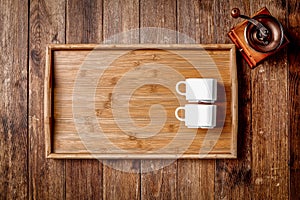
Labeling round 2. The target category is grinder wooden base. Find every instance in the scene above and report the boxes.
[228,7,289,68]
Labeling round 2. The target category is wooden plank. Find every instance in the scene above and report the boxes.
[103,160,140,200]
[177,0,214,44]
[102,0,141,199]
[65,160,102,200]
[250,2,289,199]
[103,0,139,44]
[140,0,178,199]
[178,160,215,199]
[177,1,215,199]
[65,0,103,199]
[214,1,253,199]
[0,0,28,199]
[140,0,176,43]
[66,0,102,44]
[29,0,65,199]
[288,0,300,199]
[141,160,177,199]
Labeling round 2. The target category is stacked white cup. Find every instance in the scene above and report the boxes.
[175,78,217,129]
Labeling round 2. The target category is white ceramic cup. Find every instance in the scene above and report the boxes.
[175,104,217,129]
[175,78,217,103]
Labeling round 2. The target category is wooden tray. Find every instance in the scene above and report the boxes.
[45,44,238,159]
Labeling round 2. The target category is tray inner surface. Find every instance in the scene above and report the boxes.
[46,44,237,159]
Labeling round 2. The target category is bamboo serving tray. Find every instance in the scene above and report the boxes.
[45,44,237,159]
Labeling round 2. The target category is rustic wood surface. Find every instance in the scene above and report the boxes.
[29,0,66,199]
[288,0,300,199]
[250,1,289,198]
[214,1,253,199]
[0,1,28,199]
[1,0,299,199]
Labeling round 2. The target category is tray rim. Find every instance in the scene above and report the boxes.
[44,44,238,159]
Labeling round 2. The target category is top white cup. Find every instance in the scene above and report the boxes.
[176,78,217,103]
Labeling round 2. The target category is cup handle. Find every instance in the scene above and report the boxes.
[175,107,185,121]
[176,81,186,96]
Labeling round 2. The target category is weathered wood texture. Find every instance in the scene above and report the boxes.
[0,0,28,199]
[65,1,103,199]
[250,1,289,199]
[215,1,253,199]
[29,0,66,199]
[1,0,298,199]
[66,0,103,44]
[103,160,141,200]
[288,0,300,199]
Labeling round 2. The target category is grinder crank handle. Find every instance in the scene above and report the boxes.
[231,8,269,40]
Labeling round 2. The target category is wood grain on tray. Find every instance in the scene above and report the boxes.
[45,44,237,159]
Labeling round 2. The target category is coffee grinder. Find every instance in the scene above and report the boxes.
[228,7,289,68]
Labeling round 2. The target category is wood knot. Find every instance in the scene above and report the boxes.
[111,77,118,85]
[31,49,41,64]
[95,109,102,117]
[152,54,160,60]
[133,61,140,66]
[169,124,177,132]
[51,33,60,44]
[128,135,137,140]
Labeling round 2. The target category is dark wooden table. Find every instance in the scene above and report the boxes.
[1,0,299,199]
